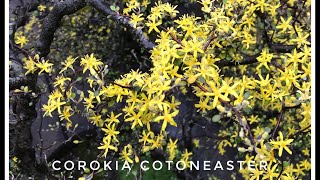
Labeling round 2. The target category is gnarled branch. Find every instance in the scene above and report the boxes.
[86,0,155,49]
[36,0,155,57]
[215,44,295,67]
[36,0,87,57]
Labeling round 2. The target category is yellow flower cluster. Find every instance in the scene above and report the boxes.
[20,0,311,179]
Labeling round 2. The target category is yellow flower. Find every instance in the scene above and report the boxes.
[270,131,294,157]
[23,56,38,75]
[59,106,73,129]
[247,115,259,124]
[102,123,120,142]
[60,56,77,73]
[154,106,178,131]
[12,156,18,162]
[54,75,71,89]
[98,136,118,157]
[262,162,279,179]
[139,130,154,146]
[195,96,211,113]
[125,109,144,129]
[276,16,293,33]
[167,138,178,160]
[146,16,162,34]
[120,144,134,164]
[84,91,100,112]
[204,81,230,109]
[301,148,309,156]
[42,103,55,117]
[38,4,46,11]
[105,112,122,125]
[291,32,310,48]
[192,139,200,148]
[15,35,28,48]
[36,59,54,74]
[80,54,103,75]
[198,0,213,13]
[59,106,73,122]
[130,13,144,28]
[299,159,311,171]
[180,149,192,168]
[162,3,179,17]
[89,114,103,126]
[255,0,269,13]
[256,48,273,70]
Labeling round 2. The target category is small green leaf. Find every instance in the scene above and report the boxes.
[283,161,289,168]
[243,106,251,114]
[70,92,76,99]
[264,127,271,133]
[110,5,116,11]
[179,80,187,86]
[84,168,90,173]
[173,59,182,66]
[75,76,82,82]
[198,76,206,84]
[211,114,221,122]
[108,100,115,107]
[94,90,100,96]
[226,55,232,61]
[110,5,119,12]
[132,85,141,92]
[235,136,241,144]
[244,91,250,99]
[206,49,215,54]
[219,52,226,59]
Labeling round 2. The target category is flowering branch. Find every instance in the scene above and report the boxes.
[36,0,87,57]
[87,0,155,49]
[36,0,155,57]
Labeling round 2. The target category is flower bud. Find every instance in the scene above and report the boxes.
[238,147,246,152]
[217,104,225,113]
[174,78,181,85]
[262,132,269,140]
[187,75,197,84]
[135,155,139,163]
[239,128,244,138]
[244,138,251,146]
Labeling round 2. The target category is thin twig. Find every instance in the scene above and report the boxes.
[160,26,184,47]
[112,82,133,89]
[288,125,311,139]
[203,29,216,52]
[271,102,285,139]
[11,43,31,56]
[192,81,256,147]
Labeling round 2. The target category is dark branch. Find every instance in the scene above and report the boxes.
[215,44,295,67]
[215,53,260,67]
[36,0,87,57]
[86,0,155,49]
[271,102,285,139]
[36,0,155,57]
[269,44,295,53]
